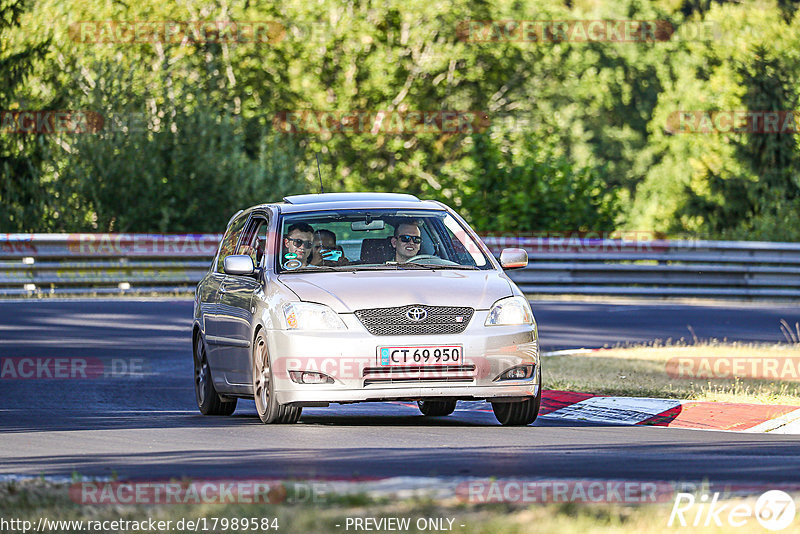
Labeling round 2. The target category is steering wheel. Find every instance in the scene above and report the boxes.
[405,254,438,263]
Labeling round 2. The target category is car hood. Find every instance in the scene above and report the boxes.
[278,270,513,312]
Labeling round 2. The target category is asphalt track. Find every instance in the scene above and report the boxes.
[1,299,800,484]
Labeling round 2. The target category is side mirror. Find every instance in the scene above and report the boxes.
[499,248,528,269]
[223,255,255,276]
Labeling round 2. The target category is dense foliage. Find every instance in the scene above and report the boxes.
[1,0,798,238]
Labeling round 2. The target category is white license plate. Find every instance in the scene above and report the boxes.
[377,345,462,366]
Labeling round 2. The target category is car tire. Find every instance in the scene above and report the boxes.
[418,400,457,416]
[194,333,237,416]
[252,330,302,424]
[490,369,542,426]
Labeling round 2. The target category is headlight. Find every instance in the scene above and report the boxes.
[484,296,534,326]
[281,302,347,331]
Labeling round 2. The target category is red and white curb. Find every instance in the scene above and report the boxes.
[538,391,800,434]
[537,348,800,433]
[400,392,800,433]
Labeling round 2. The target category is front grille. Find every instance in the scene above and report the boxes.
[363,377,474,386]
[354,305,474,336]
[363,365,475,375]
[362,364,476,386]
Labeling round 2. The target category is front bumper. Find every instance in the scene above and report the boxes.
[266,311,539,405]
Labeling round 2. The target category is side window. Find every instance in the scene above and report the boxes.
[256,223,269,264]
[236,216,269,266]
[215,215,248,273]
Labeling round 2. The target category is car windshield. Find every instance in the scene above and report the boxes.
[276,209,493,273]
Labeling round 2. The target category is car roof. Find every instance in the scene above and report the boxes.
[246,192,446,214]
[284,192,421,204]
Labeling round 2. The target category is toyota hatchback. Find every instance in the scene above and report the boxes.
[193,193,540,425]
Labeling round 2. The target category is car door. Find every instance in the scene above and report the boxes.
[216,214,269,386]
[205,212,249,380]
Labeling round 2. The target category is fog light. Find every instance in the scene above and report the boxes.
[288,371,334,384]
[506,367,528,379]
[302,372,329,384]
[494,364,535,382]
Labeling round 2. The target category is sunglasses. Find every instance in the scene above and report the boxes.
[397,234,422,244]
[287,238,313,248]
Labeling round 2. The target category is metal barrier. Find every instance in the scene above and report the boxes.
[1,233,799,298]
[482,237,800,298]
[0,234,218,296]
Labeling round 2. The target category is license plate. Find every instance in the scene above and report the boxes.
[377,345,462,366]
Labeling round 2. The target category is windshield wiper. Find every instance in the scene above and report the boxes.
[282,263,479,273]
[395,262,435,270]
[396,263,479,270]
[283,265,341,273]
[343,264,402,271]
[435,265,480,270]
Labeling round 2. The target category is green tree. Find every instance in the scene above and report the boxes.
[455,133,618,233]
[51,84,306,232]
[0,0,54,231]
[725,48,800,240]
[629,2,800,240]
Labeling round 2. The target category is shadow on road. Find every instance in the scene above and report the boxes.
[4,439,800,482]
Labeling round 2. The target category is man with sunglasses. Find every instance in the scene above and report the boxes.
[390,221,423,263]
[283,222,315,267]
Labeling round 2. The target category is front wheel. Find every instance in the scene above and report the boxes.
[194,333,237,415]
[491,369,542,426]
[418,399,457,416]
[252,330,302,424]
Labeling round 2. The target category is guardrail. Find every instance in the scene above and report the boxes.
[1,234,799,298]
[0,234,218,296]
[482,237,800,298]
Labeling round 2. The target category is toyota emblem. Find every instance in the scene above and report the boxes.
[405,307,428,322]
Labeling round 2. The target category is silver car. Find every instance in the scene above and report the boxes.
[192,193,540,425]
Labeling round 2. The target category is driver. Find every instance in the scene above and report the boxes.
[390,221,422,263]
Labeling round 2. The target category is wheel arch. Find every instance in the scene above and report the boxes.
[249,323,267,384]
[253,322,265,341]
[192,322,203,357]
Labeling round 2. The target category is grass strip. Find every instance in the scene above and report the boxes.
[545,342,800,404]
[0,479,786,534]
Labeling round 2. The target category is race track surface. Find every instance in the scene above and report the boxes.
[1,299,799,484]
